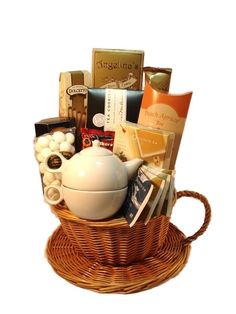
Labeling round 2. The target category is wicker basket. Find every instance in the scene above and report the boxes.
[50,190,210,265]
[47,190,211,293]
[50,193,177,266]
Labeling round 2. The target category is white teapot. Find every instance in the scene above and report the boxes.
[44,140,143,220]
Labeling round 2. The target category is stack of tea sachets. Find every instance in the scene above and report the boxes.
[123,165,175,227]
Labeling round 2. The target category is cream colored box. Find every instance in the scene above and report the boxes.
[113,122,175,169]
[59,71,91,128]
[92,48,144,90]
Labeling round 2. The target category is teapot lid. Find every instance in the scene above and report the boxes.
[80,140,113,157]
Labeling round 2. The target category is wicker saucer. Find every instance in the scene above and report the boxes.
[46,223,189,293]
[46,191,211,293]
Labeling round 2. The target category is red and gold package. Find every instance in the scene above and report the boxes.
[80,128,115,151]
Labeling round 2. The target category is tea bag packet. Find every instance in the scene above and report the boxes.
[138,84,192,169]
[143,67,172,92]
[122,168,154,227]
[155,174,171,217]
[141,164,175,217]
[34,117,76,193]
[160,174,175,217]
[140,166,166,224]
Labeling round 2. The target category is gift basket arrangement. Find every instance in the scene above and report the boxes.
[34,48,211,293]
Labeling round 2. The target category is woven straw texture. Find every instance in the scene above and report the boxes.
[50,193,178,266]
[46,190,211,293]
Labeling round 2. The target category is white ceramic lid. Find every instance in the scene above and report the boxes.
[80,140,113,157]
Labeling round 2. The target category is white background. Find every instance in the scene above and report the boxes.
[0,0,235,313]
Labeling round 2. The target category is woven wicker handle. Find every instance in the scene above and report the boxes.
[176,190,211,245]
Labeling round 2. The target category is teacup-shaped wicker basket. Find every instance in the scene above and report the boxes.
[47,190,211,293]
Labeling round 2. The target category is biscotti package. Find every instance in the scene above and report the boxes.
[138,84,192,169]
[92,48,144,90]
[113,122,175,169]
[143,67,172,92]
[59,71,92,129]
[86,88,143,131]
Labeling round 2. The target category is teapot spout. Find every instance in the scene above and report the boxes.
[124,158,143,180]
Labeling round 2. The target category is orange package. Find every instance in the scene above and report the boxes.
[138,83,192,169]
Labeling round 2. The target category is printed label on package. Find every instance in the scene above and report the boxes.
[92,113,105,128]
[104,89,127,131]
[66,85,88,96]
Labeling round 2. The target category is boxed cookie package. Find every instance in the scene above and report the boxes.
[86,88,143,131]
[92,48,144,90]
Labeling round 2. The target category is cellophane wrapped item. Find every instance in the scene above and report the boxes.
[34,117,76,193]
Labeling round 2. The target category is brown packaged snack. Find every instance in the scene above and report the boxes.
[143,67,172,92]
[92,48,144,90]
[59,71,92,129]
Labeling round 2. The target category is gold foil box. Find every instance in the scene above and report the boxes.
[92,48,144,90]
[143,67,172,92]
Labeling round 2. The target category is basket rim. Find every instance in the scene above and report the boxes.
[51,203,170,228]
[50,189,177,227]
